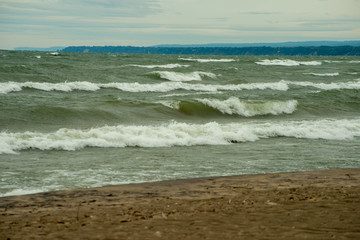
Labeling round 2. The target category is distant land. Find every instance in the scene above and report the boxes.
[14,46,65,51]
[14,41,360,55]
[62,46,360,56]
[152,41,360,48]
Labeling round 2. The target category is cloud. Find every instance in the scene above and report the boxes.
[0,0,359,49]
[0,0,161,18]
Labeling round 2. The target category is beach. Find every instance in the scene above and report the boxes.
[1,168,359,239]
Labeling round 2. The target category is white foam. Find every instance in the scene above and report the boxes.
[156,100,180,109]
[0,82,23,94]
[128,64,190,69]
[159,91,222,98]
[197,97,298,116]
[179,58,235,63]
[0,80,290,94]
[1,119,359,154]
[285,80,360,90]
[1,188,46,197]
[256,59,322,66]
[151,71,217,81]
[304,72,339,77]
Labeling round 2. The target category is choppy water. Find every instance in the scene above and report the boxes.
[1,50,359,196]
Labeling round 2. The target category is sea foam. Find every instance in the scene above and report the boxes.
[1,119,359,154]
[285,80,360,90]
[151,71,217,81]
[256,59,322,66]
[197,98,298,116]
[179,58,235,63]
[128,64,190,69]
[0,81,289,93]
[304,72,339,77]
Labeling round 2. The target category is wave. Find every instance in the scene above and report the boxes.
[197,98,298,116]
[179,58,235,63]
[127,64,190,69]
[256,59,322,66]
[304,72,339,77]
[158,98,298,117]
[324,60,360,64]
[149,71,217,82]
[2,119,359,154]
[0,81,289,94]
[0,81,100,94]
[285,80,360,90]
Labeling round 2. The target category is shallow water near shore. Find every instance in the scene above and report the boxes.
[1,51,359,196]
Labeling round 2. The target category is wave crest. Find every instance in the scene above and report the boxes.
[128,64,189,69]
[0,81,289,93]
[150,71,216,82]
[179,58,235,63]
[256,59,322,66]
[285,80,360,90]
[2,119,359,154]
[197,97,298,116]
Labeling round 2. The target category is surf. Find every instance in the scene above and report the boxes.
[256,59,322,66]
[2,119,359,154]
[158,98,298,117]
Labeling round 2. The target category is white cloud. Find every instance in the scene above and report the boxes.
[0,0,359,49]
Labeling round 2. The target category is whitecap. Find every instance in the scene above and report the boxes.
[256,59,322,66]
[0,80,289,94]
[1,119,359,154]
[285,80,360,90]
[179,58,235,63]
[197,97,298,116]
[304,72,339,77]
[128,64,190,69]
[151,71,217,81]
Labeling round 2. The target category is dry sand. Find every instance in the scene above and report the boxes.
[1,168,360,240]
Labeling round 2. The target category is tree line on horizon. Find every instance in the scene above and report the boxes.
[61,45,360,56]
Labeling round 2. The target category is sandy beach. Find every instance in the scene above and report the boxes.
[1,168,359,239]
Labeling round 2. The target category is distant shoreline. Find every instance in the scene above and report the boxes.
[60,45,360,56]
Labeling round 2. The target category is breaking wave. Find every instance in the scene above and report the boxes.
[0,81,289,94]
[149,71,217,81]
[158,98,298,117]
[2,80,358,94]
[127,64,190,69]
[2,119,359,154]
[304,72,339,77]
[179,58,235,63]
[256,59,322,66]
[196,98,298,116]
[285,80,360,90]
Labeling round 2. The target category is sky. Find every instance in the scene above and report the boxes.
[0,0,360,49]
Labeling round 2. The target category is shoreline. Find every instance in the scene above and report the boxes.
[1,168,360,239]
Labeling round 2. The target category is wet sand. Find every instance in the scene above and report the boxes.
[1,168,360,240]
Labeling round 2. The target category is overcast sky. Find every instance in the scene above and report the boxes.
[0,0,359,49]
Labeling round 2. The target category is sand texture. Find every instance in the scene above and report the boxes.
[1,168,360,239]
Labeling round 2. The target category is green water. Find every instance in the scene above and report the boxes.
[1,50,359,196]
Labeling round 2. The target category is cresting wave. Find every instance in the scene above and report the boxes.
[1,119,359,154]
[158,98,298,117]
[127,64,190,69]
[150,71,217,81]
[304,72,339,77]
[179,58,235,63]
[2,80,359,94]
[284,80,360,90]
[0,81,289,94]
[197,98,297,116]
[256,59,322,66]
